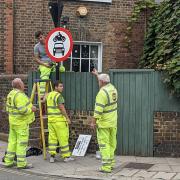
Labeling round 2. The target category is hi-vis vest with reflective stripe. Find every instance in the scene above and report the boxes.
[6,89,35,126]
[47,91,66,122]
[94,83,118,128]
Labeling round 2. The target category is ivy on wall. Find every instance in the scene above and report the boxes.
[138,0,180,96]
[124,0,157,47]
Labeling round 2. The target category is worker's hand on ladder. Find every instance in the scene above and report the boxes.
[31,106,37,112]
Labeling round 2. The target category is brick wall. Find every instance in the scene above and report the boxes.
[154,112,180,157]
[0,1,5,73]
[0,0,148,74]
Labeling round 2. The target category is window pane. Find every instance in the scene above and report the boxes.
[72,58,80,72]
[81,45,89,58]
[63,58,70,71]
[72,45,80,58]
[90,46,98,58]
[90,59,98,71]
[81,59,89,72]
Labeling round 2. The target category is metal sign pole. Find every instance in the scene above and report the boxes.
[56,0,63,80]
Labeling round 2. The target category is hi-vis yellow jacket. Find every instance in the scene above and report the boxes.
[94,83,118,128]
[6,89,35,126]
[46,91,66,123]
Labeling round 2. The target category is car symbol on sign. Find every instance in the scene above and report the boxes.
[53,42,65,56]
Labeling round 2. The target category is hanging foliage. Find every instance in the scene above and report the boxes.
[124,0,157,48]
[139,0,180,96]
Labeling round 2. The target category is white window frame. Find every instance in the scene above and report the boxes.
[63,41,102,72]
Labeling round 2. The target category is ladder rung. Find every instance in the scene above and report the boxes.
[44,129,49,133]
[33,104,39,106]
[35,116,48,119]
[29,127,48,133]
[42,115,48,119]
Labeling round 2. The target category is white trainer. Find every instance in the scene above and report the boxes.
[50,156,55,163]
[64,157,74,162]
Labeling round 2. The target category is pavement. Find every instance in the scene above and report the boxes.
[1,140,180,180]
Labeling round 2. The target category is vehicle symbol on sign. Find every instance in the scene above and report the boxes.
[53,42,65,56]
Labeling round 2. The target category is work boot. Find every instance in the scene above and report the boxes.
[50,155,55,163]
[4,163,15,168]
[98,167,111,173]
[64,156,74,162]
[17,163,33,169]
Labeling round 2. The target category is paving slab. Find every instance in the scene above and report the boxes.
[152,172,177,180]
[148,164,173,172]
[153,157,168,164]
[114,168,139,177]
[166,158,180,166]
[133,170,157,178]
[113,177,144,180]
[171,165,180,173]
[172,173,180,180]
[135,157,157,164]
[116,156,137,163]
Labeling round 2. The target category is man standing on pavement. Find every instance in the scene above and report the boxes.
[4,78,36,169]
[34,31,55,97]
[46,81,74,163]
[91,69,118,173]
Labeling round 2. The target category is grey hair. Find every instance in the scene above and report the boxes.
[12,78,22,88]
[98,74,110,83]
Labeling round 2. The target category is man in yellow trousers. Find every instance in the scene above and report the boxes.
[46,81,74,163]
[34,31,55,97]
[4,78,36,169]
[91,69,118,173]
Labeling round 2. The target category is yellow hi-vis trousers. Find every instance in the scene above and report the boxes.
[97,127,117,172]
[39,65,52,96]
[5,124,29,168]
[48,121,71,158]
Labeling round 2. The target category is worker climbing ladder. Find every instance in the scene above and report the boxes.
[30,79,53,160]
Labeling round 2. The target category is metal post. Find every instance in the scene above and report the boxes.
[56,0,63,80]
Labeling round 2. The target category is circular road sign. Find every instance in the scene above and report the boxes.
[45,27,73,62]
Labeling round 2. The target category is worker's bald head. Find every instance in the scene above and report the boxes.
[12,78,24,91]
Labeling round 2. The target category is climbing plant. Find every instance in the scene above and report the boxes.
[124,0,157,47]
[139,0,180,96]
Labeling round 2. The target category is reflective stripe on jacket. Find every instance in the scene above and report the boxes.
[6,89,35,125]
[94,83,118,128]
[46,91,66,122]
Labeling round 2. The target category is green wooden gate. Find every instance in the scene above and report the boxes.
[110,70,155,156]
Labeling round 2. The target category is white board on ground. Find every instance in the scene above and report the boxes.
[72,134,92,156]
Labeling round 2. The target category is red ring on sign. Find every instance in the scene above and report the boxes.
[45,27,73,62]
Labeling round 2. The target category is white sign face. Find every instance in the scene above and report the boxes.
[79,0,112,3]
[45,27,73,62]
[72,134,92,156]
